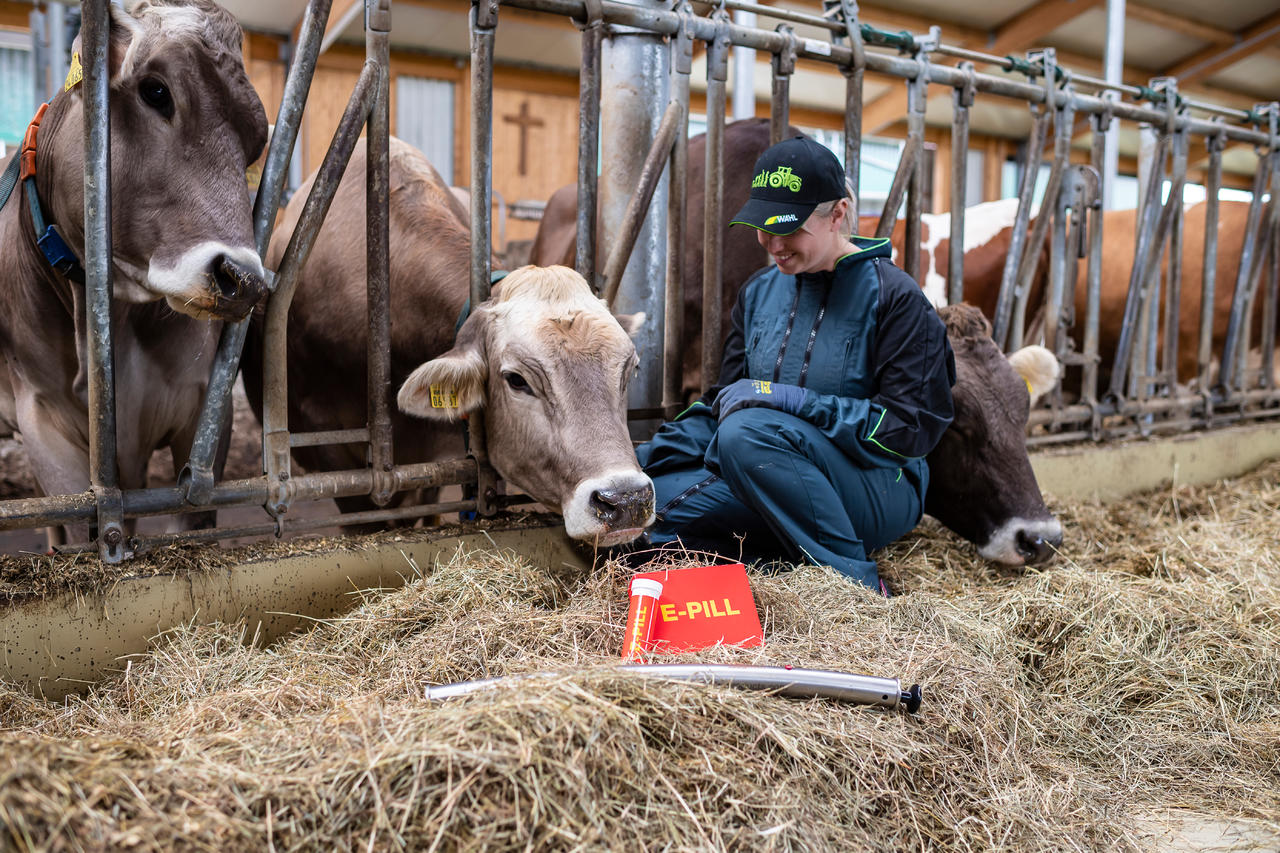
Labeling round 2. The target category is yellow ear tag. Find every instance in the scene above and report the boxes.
[64,52,83,92]
[429,385,458,409]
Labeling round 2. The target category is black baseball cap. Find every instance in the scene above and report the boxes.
[730,135,847,235]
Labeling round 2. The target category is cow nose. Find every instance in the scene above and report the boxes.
[1015,527,1061,564]
[589,483,655,529]
[209,253,268,319]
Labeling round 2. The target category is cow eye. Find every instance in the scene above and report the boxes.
[138,77,174,120]
[503,371,534,396]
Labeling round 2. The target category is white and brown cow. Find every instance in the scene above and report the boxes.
[0,0,268,535]
[244,138,653,546]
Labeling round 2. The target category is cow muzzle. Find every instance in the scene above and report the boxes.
[978,516,1064,566]
[207,253,269,320]
[564,470,655,546]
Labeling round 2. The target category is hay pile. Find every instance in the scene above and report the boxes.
[2,461,1280,851]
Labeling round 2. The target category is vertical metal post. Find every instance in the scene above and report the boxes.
[82,0,125,562]
[835,0,864,214]
[574,0,603,283]
[731,9,756,121]
[948,63,975,305]
[1082,111,1109,409]
[1217,160,1268,393]
[1197,128,1224,388]
[902,56,927,285]
[366,0,393,507]
[1160,120,1187,393]
[1102,0,1125,210]
[601,0,670,433]
[769,25,795,146]
[47,3,69,102]
[699,19,729,396]
[664,7,693,416]
[1107,132,1168,400]
[469,0,499,514]
[185,0,333,506]
[1010,52,1066,351]
[992,105,1050,350]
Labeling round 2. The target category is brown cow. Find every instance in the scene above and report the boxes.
[0,0,268,539]
[929,304,1062,564]
[244,138,653,546]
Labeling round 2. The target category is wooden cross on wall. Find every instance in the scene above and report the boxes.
[502,100,544,177]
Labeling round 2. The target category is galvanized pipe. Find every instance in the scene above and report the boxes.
[902,59,926,285]
[181,0,334,507]
[838,0,865,212]
[769,25,795,146]
[1160,128,1188,392]
[290,428,370,448]
[81,0,127,562]
[366,0,394,507]
[1082,112,1109,408]
[574,0,603,283]
[600,0,670,435]
[603,100,681,307]
[948,63,975,305]
[1218,164,1269,392]
[425,664,923,712]
[700,20,729,395]
[469,0,500,515]
[0,456,476,532]
[875,131,920,239]
[500,0,1278,148]
[992,105,1050,351]
[663,6,694,416]
[1197,131,1225,388]
[1106,132,1170,400]
[261,63,379,517]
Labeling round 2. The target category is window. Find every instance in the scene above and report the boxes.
[395,75,454,185]
[0,32,35,150]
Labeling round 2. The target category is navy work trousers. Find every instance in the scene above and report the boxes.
[638,408,927,590]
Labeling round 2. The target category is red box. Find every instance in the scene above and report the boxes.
[623,563,764,655]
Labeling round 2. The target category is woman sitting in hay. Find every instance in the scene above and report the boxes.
[633,137,955,595]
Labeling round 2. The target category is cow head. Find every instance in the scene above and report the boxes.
[926,304,1063,565]
[397,265,655,546]
[44,0,268,320]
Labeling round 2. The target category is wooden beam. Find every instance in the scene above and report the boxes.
[859,0,1103,135]
[1162,10,1280,86]
[1125,2,1233,45]
[984,0,1104,57]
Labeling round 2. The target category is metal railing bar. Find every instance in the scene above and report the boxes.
[290,428,371,448]
[602,99,682,307]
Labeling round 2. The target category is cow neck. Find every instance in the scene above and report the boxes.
[4,98,88,291]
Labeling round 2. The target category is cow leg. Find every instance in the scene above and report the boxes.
[710,409,926,591]
[14,395,94,549]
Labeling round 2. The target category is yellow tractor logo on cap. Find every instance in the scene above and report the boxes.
[752,166,803,192]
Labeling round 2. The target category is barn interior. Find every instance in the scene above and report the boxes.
[0,0,1279,848]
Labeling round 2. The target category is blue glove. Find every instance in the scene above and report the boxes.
[711,378,808,422]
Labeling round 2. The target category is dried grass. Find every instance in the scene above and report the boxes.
[3,461,1280,851]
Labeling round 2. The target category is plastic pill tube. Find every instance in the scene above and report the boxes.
[622,577,664,660]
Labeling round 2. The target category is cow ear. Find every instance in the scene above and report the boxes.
[72,1,143,82]
[614,311,646,339]
[398,350,486,421]
[398,310,489,421]
[1007,345,1060,405]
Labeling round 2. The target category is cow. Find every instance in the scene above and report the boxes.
[0,0,268,542]
[243,138,654,546]
[930,303,1062,564]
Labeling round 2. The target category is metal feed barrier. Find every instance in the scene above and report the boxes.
[2,0,1278,561]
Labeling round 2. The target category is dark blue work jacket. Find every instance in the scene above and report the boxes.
[706,235,956,473]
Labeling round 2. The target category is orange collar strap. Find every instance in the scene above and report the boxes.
[19,102,49,183]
